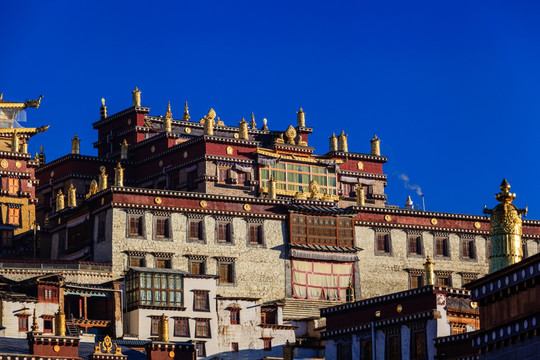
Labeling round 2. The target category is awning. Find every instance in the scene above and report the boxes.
[290,249,358,262]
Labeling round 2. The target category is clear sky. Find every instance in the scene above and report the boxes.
[2,1,539,217]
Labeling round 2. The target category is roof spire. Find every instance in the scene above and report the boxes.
[183,101,191,121]
[100,98,107,120]
[164,102,172,132]
[132,87,141,107]
[250,112,257,129]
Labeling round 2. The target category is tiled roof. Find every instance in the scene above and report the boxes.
[288,204,358,215]
[282,298,342,321]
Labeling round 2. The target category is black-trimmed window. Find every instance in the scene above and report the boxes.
[8,207,20,226]
[189,219,204,241]
[263,337,272,351]
[376,233,391,253]
[155,217,170,238]
[411,330,426,359]
[461,238,475,259]
[360,339,372,360]
[248,223,263,245]
[435,237,449,257]
[128,216,143,237]
[193,290,210,311]
[230,309,240,325]
[386,334,401,360]
[217,222,232,243]
[17,314,29,332]
[43,316,54,333]
[150,317,159,336]
[232,342,239,352]
[129,256,144,267]
[1,230,13,247]
[174,317,189,337]
[195,342,206,357]
[337,341,352,360]
[437,275,451,287]
[156,258,171,269]
[410,274,423,289]
[125,269,183,310]
[190,259,206,275]
[195,319,210,338]
[408,235,422,255]
[218,261,235,285]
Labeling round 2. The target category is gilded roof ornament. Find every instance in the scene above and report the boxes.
[297,107,305,127]
[239,117,249,139]
[275,133,285,144]
[132,87,141,107]
[285,125,297,145]
[183,101,191,121]
[329,132,338,152]
[164,102,172,132]
[338,131,348,152]
[100,98,107,120]
[250,112,257,129]
[261,118,268,131]
[309,180,320,199]
[71,134,80,155]
[371,135,381,156]
[0,93,43,109]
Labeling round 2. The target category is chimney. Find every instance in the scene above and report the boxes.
[405,196,413,210]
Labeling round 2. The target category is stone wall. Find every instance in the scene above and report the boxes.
[0,299,59,338]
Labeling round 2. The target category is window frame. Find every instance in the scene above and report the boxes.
[195,318,211,338]
[218,260,235,286]
[407,234,423,257]
[434,236,450,258]
[409,273,424,289]
[188,219,204,242]
[193,290,210,312]
[232,342,239,352]
[96,213,106,243]
[375,232,391,255]
[18,314,29,332]
[247,222,264,246]
[411,329,427,360]
[195,341,206,357]
[128,215,144,238]
[155,257,172,269]
[216,221,232,244]
[8,207,20,226]
[173,317,190,337]
[460,237,476,260]
[150,317,160,336]
[190,259,206,275]
[230,308,240,325]
[263,337,272,351]
[386,333,401,360]
[154,216,171,239]
[8,178,19,195]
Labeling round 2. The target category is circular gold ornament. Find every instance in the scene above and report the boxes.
[234,133,239,138]
[183,151,188,158]
[15,161,21,168]
[396,304,403,313]
[99,166,106,172]
[200,200,207,208]
[185,127,191,134]
[168,351,175,358]
[154,197,162,204]
[431,218,438,225]
[474,221,481,229]
[226,146,233,155]
[159,160,163,167]
[244,203,251,211]
[470,301,478,309]
[384,215,392,222]
[53,345,60,352]
[0,159,8,169]
[357,162,364,170]
[151,145,155,153]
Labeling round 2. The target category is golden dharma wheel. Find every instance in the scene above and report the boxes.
[200,200,208,208]
[154,197,162,204]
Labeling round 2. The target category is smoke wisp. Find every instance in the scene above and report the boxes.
[398,174,423,196]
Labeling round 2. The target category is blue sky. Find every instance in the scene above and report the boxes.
[2,1,539,217]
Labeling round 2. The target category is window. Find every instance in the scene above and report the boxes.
[97,214,106,242]
[408,235,422,255]
[189,219,203,241]
[45,289,52,300]
[386,334,401,360]
[248,223,263,245]
[435,237,449,257]
[129,216,143,237]
[411,330,426,359]
[43,316,54,333]
[218,262,235,285]
[376,233,390,253]
[237,172,246,185]
[195,342,206,357]
[232,342,239,352]
[337,342,352,360]
[155,218,170,238]
[1,230,13,247]
[8,178,19,195]
[291,259,353,301]
[174,318,189,337]
[156,258,171,269]
[218,168,229,183]
[437,275,451,287]
[259,162,337,196]
[8,207,20,226]
[195,319,210,338]
[151,317,159,336]
[410,274,423,289]
[263,338,272,351]
[187,170,198,191]
[230,309,240,325]
[461,238,475,259]
[290,214,354,247]
[125,269,183,310]
[342,183,353,197]
[217,222,231,243]
[361,340,372,360]
[194,291,210,311]
[18,315,29,332]
[190,259,205,275]
[129,256,144,267]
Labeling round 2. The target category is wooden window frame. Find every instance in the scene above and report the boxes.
[188,219,204,242]
[248,223,263,245]
[156,258,172,269]
[190,259,206,275]
[1,230,13,247]
[195,341,206,357]
[290,214,354,247]
[129,256,145,268]
[232,342,239,352]
[8,178,19,195]
[126,270,184,310]
[236,172,246,185]
[409,274,423,289]
[411,329,427,359]
[436,275,451,287]
[218,261,235,285]
[193,290,210,312]
[8,207,20,226]
[259,162,337,196]
[435,237,450,258]
[128,215,144,237]
[407,235,423,256]
[195,319,211,338]
[17,314,29,332]
[263,337,272,351]
[376,232,391,254]
[173,317,190,337]
[230,309,240,325]
[150,317,160,336]
[218,167,229,184]
[42,315,54,334]
[386,334,401,360]
[216,222,232,244]
[154,217,170,239]
[461,238,476,260]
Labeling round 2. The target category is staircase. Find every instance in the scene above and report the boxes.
[65,322,79,337]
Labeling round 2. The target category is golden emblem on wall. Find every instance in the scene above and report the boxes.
[384,215,392,222]
[127,118,132,125]
[470,301,478,309]
[474,221,481,229]
[168,351,175,358]
[226,146,234,155]
[396,304,403,313]
[234,133,239,138]
[185,127,191,134]
[244,203,251,211]
[154,197,162,204]
[431,218,438,225]
[99,166,106,172]
[53,345,60,352]
[357,162,363,170]
[200,200,207,208]
[15,161,21,168]
[0,159,7,169]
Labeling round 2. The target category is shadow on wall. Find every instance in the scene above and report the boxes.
[201,345,323,360]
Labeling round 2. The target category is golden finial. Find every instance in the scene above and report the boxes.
[38,145,46,165]
[309,180,320,199]
[250,112,257,129]
[100,98,107,119]
[115,162,124,187]
[370,135,380,156]
[55,310,65,336]
[338,131,348,152]
[356,184,365,206]
[424,256,435,286]
[484,179,527,273]
[261,118,268,131]
[68,183,77,208]
[203,108,216,135]
[159,313,169,342]
[268,175,276,199]
[239,117,249,139]
[71,134,80,155]
[297,107,305,127]
[11,131,19,153]
[329,132,338,152]
[120,139,129,159]
[99,168,108,191]
[132,87,141,107]
[183,101,190,121]
[31,308,40,333]
[164,102,172,132]
[275,133,285,144]
[285,125,297,145]
[56,189,65,212]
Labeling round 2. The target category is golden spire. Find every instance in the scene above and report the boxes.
[164,102,172,132]
[370,135,380,156]
[115,162,124,187]
[38,146,46,165]
[338,131,348,152]
[268,175,276,199]
[56,190,65,212]
[250,112,257,129]
[99,168,108,191]
[71,134,80,155]
[132,87,141,107]
[158,313,169,342]
[100,98,107,120]
[55,310,66,336]
[285,125,297,145]
[329,132,338,152]
[31,308,40,333]
[203,109,216,135]
[356,184,365,206]
[239,117,249,139]
[183,101,191,121]
[484,179,527,273]
[297,107,306,127]
[120,139,129,160]
[67,183,77,208]
[424,256,435,286]
[261,118,268,131]
[11,131,19,153]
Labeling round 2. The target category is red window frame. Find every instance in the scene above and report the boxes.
[195,319,210,338]
[263,338,272,351]
[8,178,19,195]
[8,207,20,226]
[230,309,240,325]
[18,315,29,332]
[194,291,209,311]
[174,318,190,337]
